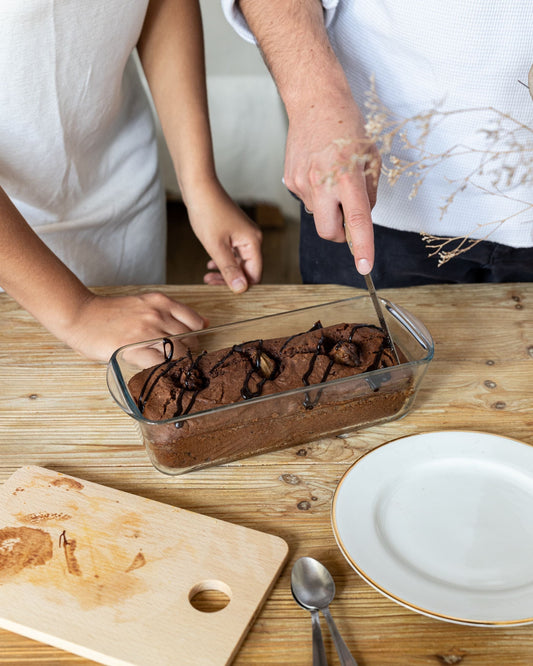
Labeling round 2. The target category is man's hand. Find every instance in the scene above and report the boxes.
[284,92,380,274]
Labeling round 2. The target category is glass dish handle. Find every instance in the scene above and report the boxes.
[385,300,434,352]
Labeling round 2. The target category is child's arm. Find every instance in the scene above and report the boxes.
[138,0,263,293]
[0,187,207,361]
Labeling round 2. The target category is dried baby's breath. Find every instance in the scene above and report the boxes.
[319,143,379,189]
[363,74,533,264]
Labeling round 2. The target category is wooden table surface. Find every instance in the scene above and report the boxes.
[1,283,532,665]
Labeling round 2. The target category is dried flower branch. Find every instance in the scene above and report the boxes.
[363,73,533,265]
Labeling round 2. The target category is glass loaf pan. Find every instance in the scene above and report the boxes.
[107,295,434,475]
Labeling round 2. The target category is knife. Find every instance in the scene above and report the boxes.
[344,224,400,365]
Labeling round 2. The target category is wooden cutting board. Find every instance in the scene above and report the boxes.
[0,466,289,665]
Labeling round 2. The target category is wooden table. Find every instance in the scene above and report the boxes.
[1,283,532,665]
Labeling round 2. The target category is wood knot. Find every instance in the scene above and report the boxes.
[484,380,497,389]
[485,359,495,366]
[280,473,300,485]
[296,448,308,457]
[297,501,311,511]
[491,401,506,410]
[436,651,466,665]
[528,345,533,359]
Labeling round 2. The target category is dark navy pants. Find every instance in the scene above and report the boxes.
[299,203,533,288]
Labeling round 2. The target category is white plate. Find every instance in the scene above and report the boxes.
[332,431,533,626]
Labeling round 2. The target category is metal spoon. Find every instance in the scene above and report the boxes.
[292,557,358,666]
[291,569,328,665]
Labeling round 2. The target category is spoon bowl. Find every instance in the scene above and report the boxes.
[292,556,336,609]
[291,557,358,666]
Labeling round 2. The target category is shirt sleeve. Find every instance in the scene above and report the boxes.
[220,0,340,43]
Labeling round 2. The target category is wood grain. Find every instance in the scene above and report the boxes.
[0,466,288,666]
[1,283,532,665]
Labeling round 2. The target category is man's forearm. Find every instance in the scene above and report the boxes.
[236,0,378,273]
[238,0,351,114]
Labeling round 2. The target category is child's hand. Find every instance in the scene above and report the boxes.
[60,292,208,362]
[186,188,263,293]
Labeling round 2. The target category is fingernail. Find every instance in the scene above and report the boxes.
[357,258,371,275]
[231,277,247,293]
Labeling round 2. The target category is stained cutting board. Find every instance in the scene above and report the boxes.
[0,466,289,665]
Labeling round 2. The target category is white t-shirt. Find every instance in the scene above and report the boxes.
[223,0,533,248]
[0,1,166,286]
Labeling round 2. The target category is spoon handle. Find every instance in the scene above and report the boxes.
[310,609,329,666]
[322,607,358,666]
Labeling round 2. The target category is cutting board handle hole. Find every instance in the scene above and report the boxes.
[189,579,232,613]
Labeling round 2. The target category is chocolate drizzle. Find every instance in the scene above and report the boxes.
[137,339,208,422]
[279,320,323,353]
[301,328,331,409]
[134,321,396,418]
[211,339,281,399]
[170,350,208,421]
[137,338,177,412]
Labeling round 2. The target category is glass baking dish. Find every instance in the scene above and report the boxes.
[107,295,434,475]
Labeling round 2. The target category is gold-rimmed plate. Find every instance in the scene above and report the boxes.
[332,431,533,626]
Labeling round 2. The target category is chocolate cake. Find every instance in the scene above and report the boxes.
[128,321,414,472]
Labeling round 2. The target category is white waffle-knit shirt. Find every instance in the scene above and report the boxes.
[223,0,533,248]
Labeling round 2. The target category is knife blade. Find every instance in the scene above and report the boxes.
[344,224,400,365]
[363,272,400,365]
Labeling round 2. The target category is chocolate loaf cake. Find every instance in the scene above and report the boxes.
[128,321,413,472]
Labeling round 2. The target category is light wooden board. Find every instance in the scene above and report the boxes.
[0,466,289,666]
